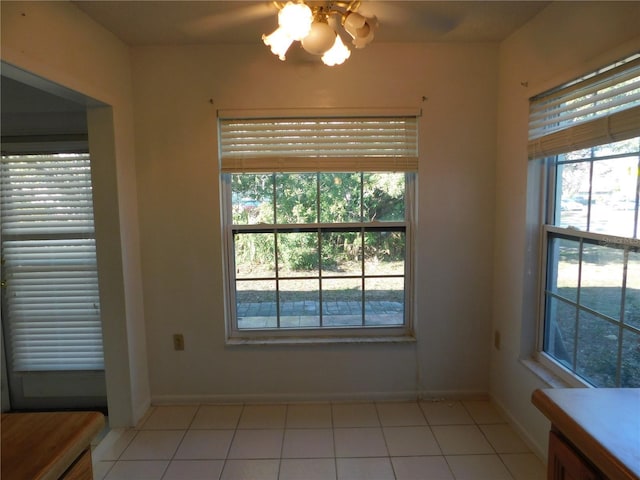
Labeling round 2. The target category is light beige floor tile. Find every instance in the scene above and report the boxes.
[238,405,287,429]
[162,460,224,480]
[120,430,185,460]
[480,424,531,453]
[104,460,169,480]
[279,458,337,480]
[227,429,284,459]
[174,429,234,459]
[419,401,474,425]
[220,459,280,480]
[431,425,494,455]
[462,400,506,424]
[286,403,332,428]
[391,456,454,480]
[445,454,513,480]
[282,428,334,458]
[383,426,441,456]
[376,402,427,426]
[332,403,380,427]
[336,457,395,480]
[191,405,243,429]
[141,405,198,430]
[501,453,547,480]
[334,427,388,457]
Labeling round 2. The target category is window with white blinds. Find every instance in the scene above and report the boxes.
[533,54,640,388]
[0,153,104,371]
[219,115,418,173]
[528,53,640,158]
[219,113,418,340]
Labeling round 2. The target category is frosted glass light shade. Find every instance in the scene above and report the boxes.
[262,27,295,61]
[278,1,313,41]
[301,22,336,55]
[322,35,351,66]
[343,12,377,48]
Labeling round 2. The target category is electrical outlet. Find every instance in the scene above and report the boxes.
[494,330,501,350]
[173,334,185,351]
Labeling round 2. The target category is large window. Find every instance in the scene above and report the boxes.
[531,54,640,387]
[219,113,418,340]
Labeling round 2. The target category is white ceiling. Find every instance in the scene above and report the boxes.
[72,1,550,45]
[2,1,551,127]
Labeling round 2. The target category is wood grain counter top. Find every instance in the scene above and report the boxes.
[532,388,640,480]
[1,411,105,480]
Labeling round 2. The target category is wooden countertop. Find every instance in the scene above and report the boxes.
[532,388,640,480]
[1,411,105,480]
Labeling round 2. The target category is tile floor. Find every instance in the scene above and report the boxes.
[92,400,546,480]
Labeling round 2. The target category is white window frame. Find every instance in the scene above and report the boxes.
[218,110,419,344]
[531,53,640,387]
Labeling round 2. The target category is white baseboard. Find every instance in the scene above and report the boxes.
[151,390,419,405]
[490,394,547,461]
[150,389,490,405]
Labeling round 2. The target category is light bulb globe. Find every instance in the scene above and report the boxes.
[301,22,337,55]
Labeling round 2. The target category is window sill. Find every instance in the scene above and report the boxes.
[520,355,590,389]
[225,334,416,346]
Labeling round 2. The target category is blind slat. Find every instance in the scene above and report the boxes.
[528,104,640,158]
[1,153,104,372]
[528,54,640,159]
[219,116,419,173]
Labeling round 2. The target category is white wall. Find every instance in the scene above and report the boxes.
[131,42,498,402]
[492,1,640,458]
[1,1,150,427]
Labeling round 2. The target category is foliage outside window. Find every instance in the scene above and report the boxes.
[531,54,640,387]
[219,113,418,340]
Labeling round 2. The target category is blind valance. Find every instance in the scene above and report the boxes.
[528,54,640,159]
[219,116,418,173]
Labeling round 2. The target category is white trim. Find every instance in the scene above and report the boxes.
[225,334,416,346]
[150,389,489,406]
[490,393,548,462]
[534,352,592,388]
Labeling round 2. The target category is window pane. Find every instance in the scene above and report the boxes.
[580,242,623,320]
[625,250,640,328]
[322,278,362,327]
[276,173,317,224]
[319,173,361,223]
[576,311,618,387]
[546,236,579,303]
[278,232,319,276]
[555,161,589,230]
[321,231,362,276]
[365,277,404,326]
[364,231,405,275]
[621,329,640,387]
[232,174,273,224]
[363,173,405,221]
[590,156,638,237]
[236,280,277,329]
[234,233,275,279]
[279,279,320,328]
[544,296,576,370]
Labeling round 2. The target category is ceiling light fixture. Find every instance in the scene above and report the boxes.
[262,1,378,66]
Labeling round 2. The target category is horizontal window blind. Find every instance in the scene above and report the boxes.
[1,153,104,372]
[528,54,640,159]
[219,116,418,173]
